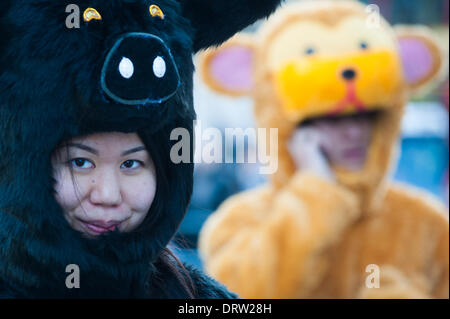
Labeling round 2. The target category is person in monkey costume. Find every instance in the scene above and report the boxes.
[198,0,449,299]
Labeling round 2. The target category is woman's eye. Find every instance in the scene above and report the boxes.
[121,160,143,170]
[70,158,94,169]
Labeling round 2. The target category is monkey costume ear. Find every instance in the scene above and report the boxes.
[396,26,447,95]
[198,34,256,97]
[179,0,282,52]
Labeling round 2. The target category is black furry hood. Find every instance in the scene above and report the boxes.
[0,0,282,298]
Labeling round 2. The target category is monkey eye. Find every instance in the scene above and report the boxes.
[305,47,316,56]
[83,8,102,22]
[149,4,164,20]
[360,41,369,50]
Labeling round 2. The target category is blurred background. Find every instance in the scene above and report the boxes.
[174,0,450,269]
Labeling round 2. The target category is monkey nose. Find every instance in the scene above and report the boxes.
[341,68,357,81]
[101,32,180,106]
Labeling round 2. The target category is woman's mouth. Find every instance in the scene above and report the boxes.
[344,147,365,159]
[341,146,368,167]
[78,219,122,235]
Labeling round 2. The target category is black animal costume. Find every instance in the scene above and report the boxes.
[0,0,282,298]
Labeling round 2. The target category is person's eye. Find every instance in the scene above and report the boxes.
[121,160,144,170]
[69,158,95,170]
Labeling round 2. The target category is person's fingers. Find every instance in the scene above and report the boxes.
[287,127,335,181]
[291,127,322,148]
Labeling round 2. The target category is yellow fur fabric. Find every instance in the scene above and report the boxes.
[198,0,449,299]
[199,177,449,298]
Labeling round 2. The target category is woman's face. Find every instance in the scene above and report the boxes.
[52,132,157,238]
[314,114,375,171]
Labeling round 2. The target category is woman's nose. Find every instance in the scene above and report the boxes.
[341,118,365,139]
[89,170,123,206]
[345,126,363,139]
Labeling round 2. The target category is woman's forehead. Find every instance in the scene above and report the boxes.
[74,132,141,144]
[69,132,147,155]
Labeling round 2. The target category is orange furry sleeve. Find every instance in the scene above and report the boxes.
[357,185,449,299]
[198,173,361,298]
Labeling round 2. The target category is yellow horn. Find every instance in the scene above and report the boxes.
[83,8,102,22]
[149,5,164,20]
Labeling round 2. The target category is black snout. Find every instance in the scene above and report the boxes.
[101,32,180,106]
[341,68,357,81]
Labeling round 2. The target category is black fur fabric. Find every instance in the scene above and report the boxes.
[0,0,282,298]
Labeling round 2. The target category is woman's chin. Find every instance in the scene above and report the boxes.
[332,156,366,172]
[338,159,366,172]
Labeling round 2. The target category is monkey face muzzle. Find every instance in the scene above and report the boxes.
[274,50,404,123]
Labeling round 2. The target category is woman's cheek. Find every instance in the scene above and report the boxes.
[119,174,156,232]
[124,172,157,214]
[54,172,90,213]
[54,170,76,210]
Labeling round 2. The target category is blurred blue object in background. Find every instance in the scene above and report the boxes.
[396,137,448,198]
[396,102,449,200]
